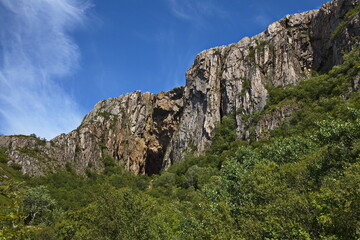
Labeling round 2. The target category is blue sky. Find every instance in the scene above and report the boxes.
[0,0,329,139]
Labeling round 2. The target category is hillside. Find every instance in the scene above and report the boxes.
[2,42,359,240]
[0,0,360,239]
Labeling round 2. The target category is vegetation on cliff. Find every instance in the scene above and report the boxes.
[1,49,359,239]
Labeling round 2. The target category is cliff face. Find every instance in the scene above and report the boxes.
[163,0,359,166]
[0,0,359,176]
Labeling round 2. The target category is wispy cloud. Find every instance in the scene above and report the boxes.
[254,14,273,28]
[0,0,91,139]
[167,0,227,23]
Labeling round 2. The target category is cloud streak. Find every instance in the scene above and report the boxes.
[167,0,227,23]
[254,14,273,28]
[0,0,91,139]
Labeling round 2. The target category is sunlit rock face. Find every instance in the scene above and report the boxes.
[164,0,359,166]
[0,0,359,176]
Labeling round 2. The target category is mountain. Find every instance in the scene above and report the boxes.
[0,0,359,177]
[1,0,360,239]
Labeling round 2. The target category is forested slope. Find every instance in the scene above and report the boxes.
[1,49,359,239]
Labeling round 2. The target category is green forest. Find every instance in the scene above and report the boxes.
[1,50,359,239]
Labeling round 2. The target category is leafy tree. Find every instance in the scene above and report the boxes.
[56,187,170,240]
[313,162,360,239]
[23,186,57,225]
[0,181,28,239]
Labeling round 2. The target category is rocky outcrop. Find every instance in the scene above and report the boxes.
[163,0,359,166]
[246,103,300,141]
[311,0,360,72]
[0,87,184,176]
[54,87,184,176]
[0,0,359,176]
[164,10,317,165]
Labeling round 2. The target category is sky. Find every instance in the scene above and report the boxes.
[0,0,329,139]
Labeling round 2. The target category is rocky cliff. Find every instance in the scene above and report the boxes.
[0,0,359,176]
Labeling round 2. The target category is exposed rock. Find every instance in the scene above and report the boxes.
[244,103,300,141]
[165,9,318,165]
[0,0,358,176]
[0,87,184,176]
[164,0,359,165]
[311,0,360,72]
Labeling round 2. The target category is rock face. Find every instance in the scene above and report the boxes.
[0,0,359,176]
[163,0,359,166]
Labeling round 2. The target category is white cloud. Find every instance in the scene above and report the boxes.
[167,0,227,23]
[0,0,91,139]
[254,14,273,28]
[167,0,192,20]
